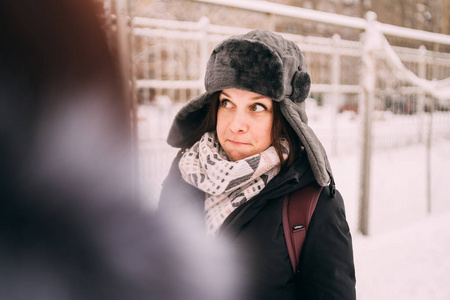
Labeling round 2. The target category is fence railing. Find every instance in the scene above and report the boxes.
[131,15,450,103]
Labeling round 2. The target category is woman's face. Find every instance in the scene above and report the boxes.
[216,88,274,161]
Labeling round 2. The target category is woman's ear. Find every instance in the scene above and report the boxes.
[290,70,311,103]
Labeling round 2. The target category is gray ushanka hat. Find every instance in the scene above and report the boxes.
[167,30,333,187]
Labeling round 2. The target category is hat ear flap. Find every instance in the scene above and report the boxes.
[291,70,311,103]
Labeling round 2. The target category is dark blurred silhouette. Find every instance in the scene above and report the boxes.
[0,1,242,299]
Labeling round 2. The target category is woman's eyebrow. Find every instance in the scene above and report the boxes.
[221,91,269,101]
[250,95,269,101]
[220,91,231,98]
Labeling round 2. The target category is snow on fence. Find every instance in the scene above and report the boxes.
[131,6,450,234]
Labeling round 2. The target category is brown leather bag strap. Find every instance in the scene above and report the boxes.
[282,183,323,274]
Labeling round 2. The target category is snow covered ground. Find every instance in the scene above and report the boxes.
[353,210,450,300]
[332,140,450,300]
[138,103,450,299]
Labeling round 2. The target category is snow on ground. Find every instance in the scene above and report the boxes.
[353,210,450,300]
[330,140,450,300]
[330,139,450,237]
[138,103,450,300]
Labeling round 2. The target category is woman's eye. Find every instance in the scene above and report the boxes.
[251,104,266,112]
[220,99,232,108]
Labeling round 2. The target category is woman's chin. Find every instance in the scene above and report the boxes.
[225,150,254,162]
[222,141,258,161]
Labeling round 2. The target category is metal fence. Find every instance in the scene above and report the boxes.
[131,10,450,234]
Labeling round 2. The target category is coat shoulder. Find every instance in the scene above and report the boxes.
[315,187,347,220]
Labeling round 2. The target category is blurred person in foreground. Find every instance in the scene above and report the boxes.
[159,30,356,299]
[0,1,242,300]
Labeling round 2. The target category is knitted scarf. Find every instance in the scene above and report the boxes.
[179,132,288,235]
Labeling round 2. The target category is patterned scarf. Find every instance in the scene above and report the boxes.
[179,132,289,236]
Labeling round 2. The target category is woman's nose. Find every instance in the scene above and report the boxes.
[228,111,249,133]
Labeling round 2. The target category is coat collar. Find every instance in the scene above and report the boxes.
[219,153,316,236]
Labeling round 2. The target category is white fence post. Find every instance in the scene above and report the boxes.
[113,0,142,201]
[199,16,210,91]
[330,34,341,156]
[417,45,433,213]
[426,85,434,214]
[358,12,378,236]
[418,45,427,142]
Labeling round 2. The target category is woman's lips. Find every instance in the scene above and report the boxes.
[227,140,250,146]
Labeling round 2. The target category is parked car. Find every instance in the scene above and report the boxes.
[385,96,417,115]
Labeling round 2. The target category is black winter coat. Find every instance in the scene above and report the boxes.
[159,150,356,300]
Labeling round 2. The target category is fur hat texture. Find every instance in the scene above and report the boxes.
[167,30,333,187]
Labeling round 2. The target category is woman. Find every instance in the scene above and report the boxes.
[159,30,356,300]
